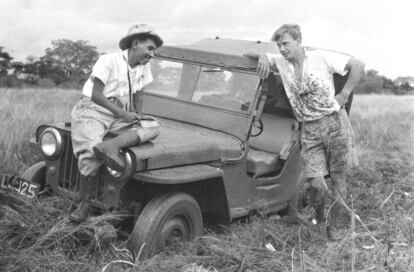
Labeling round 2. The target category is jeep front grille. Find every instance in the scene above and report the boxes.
[58,131,80,191]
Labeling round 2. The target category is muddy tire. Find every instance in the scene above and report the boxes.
[128,192,203,260]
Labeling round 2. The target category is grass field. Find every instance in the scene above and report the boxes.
[0,88,80,175]
[0,88,413,272]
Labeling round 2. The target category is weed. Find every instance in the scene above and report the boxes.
[0,91,413,271]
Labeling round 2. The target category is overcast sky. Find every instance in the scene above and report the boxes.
[1,0,413,79]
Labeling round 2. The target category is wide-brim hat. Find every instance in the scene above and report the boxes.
[119,24,163,50]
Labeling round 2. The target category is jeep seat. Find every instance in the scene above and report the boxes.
[247,113,296,176]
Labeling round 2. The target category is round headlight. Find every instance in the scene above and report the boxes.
[41,132,57,155]
[107,150,134,179]
[39,128,62,159]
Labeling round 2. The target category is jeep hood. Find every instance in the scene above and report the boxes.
[129,120,243,171]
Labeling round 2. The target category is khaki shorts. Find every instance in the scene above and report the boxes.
[300,109,356,178]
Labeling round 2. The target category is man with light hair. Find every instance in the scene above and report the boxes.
[69,24,163,223]
[248,24,364,239]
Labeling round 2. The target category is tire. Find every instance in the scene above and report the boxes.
[20,161,46,192]
[128,192,203,260]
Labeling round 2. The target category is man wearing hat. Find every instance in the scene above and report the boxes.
[69,24,163,223]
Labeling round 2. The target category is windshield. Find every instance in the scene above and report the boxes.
[145,59,259,113]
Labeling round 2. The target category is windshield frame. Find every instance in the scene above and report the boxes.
[144,57,261,115]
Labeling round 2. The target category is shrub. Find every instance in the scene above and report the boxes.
[0,75,22,88]
[22,74,41,86]
[59,80,82,90]
[37,78,56,88]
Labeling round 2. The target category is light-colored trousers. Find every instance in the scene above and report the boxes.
[71,97,160,176]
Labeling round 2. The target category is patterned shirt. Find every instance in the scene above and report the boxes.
[82,50,153,98]
[266,49,350,122]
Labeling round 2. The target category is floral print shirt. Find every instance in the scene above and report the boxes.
[266,49,350,122]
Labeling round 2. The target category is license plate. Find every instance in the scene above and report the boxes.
[0,173,39,199]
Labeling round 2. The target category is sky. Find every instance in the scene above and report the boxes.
[1,0,413,79]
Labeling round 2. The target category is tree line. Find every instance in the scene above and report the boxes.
[0,39,413,94]
[0,40,99,89]
[353,70,414,95]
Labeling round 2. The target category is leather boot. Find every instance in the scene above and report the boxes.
[69,175,97,223]
[93,130,141,172]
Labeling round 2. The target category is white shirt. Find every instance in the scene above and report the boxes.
[266,49,350,122]
[82,50,153,99]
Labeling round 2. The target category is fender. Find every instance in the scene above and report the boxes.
[133,164,223,184]
[20,161,46,191]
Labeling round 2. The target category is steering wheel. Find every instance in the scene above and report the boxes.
[250,119,263,137]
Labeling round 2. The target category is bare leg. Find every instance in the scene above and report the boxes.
[329,171,348,227]
[308,176,327,224]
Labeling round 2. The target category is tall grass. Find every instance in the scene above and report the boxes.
[350,95,414,216]
[0,90,413,271]
[0,88,79,174]
[352,94,414,173]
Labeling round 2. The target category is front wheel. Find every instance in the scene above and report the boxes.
[128,192,203,260]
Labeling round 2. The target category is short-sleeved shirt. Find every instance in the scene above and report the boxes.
[82,50,153,98]
[266,49,350,122]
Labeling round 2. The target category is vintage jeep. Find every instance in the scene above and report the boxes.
[5,38,350,259]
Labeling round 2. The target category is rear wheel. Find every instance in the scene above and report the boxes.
[128,192,203,260]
